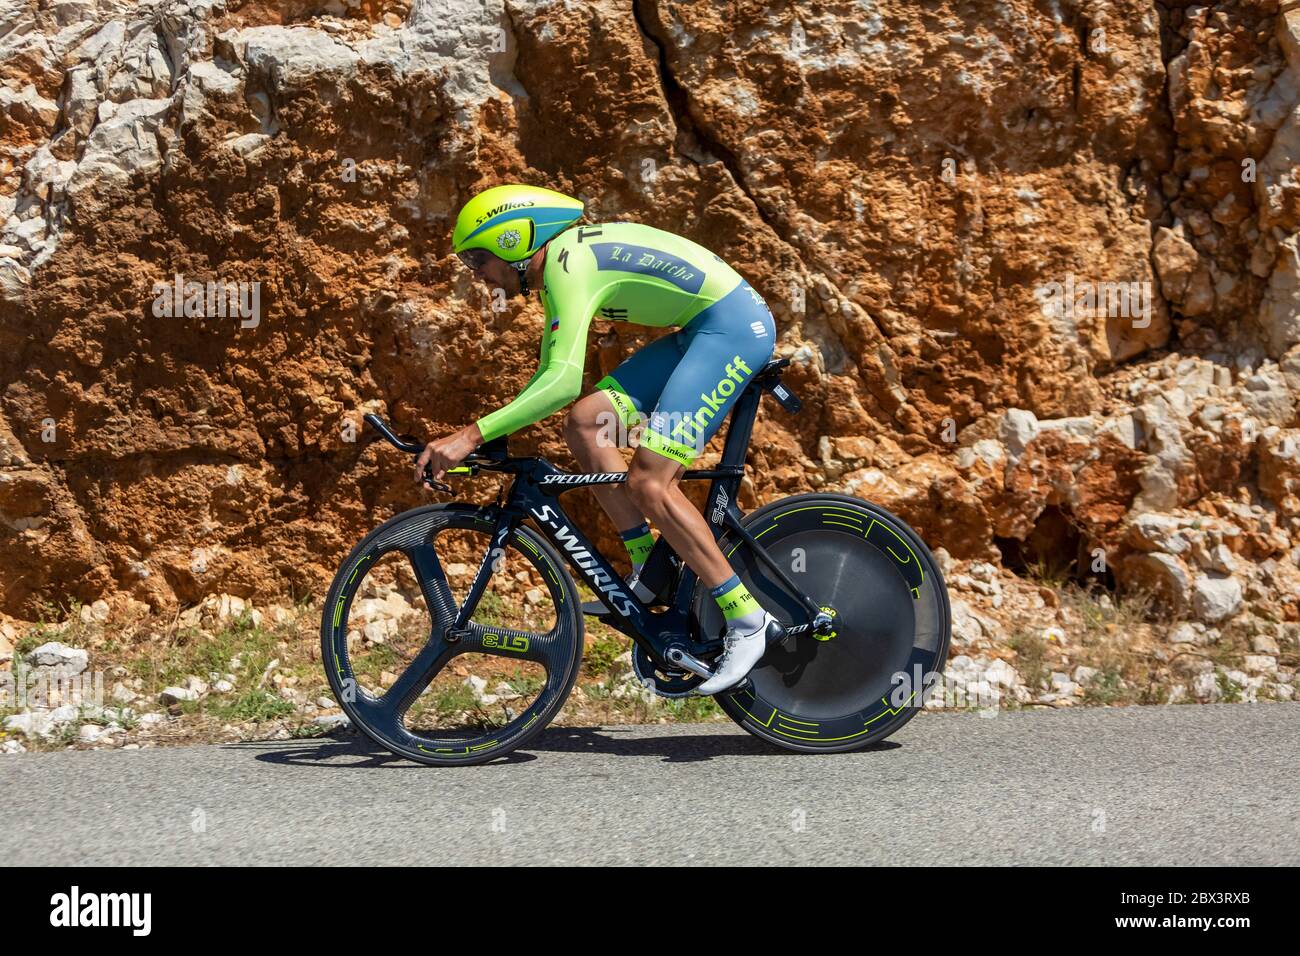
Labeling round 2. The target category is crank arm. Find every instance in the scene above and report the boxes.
[664,646,714,679]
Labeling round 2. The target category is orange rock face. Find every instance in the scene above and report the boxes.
[0,0,1297,624]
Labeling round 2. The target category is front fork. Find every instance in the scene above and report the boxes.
[444,505,517,643]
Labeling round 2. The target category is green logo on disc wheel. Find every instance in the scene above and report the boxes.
[813,605,839,641]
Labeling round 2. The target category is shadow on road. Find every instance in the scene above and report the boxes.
[528,726,902,762]
[231,725,900,769]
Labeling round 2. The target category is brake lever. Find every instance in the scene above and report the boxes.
[422,465,452,494]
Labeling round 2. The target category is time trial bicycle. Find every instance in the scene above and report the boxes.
[322,358,950,765]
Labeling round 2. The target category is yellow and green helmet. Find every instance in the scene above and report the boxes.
[452,183,584,266]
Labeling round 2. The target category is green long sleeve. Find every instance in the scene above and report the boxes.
[475,279,594,443]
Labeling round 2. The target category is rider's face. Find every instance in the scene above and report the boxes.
[458,251,521,297]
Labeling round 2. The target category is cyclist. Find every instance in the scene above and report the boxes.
[416,184,779,693]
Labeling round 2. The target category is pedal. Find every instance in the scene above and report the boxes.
[664,645,714,680]
[695,675,753,698]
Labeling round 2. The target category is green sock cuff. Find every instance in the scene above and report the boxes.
[621,529,655,565]
[714,578,760,621]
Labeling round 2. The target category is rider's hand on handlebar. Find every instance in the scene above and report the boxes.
[414,423,483,486]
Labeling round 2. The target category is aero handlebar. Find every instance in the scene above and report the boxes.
[363,413,424,455]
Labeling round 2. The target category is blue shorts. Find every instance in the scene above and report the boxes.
[594,280,776,466]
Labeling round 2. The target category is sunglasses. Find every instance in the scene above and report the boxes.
[457,249,493,271]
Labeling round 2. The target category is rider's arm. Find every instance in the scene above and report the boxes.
[475,304,593,443]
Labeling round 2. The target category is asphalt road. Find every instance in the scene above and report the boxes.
[1,703,1296,865]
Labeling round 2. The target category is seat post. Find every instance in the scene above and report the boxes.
[718,382,761,469]
[717,358,792,469]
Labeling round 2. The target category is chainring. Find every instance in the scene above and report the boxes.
[632,645,703,699]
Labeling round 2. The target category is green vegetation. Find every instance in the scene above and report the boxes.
[1022,558,1072,592]
[502,670,545,697]
[1008,629,1048,691]
[1069,589,1154,639]
[1029,576,1168,708]
[472,590,506,626]
[208,689,296,722]
[660,695,721,721]
[582,630,629,677]
[1082,669,1125,705]
[1216,671,1243,704]
[431,682,480,714]
[1140,682,1171,705]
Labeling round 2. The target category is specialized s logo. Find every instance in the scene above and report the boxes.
[497,229,521,250]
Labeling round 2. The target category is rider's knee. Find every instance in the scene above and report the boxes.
[563,399,599,449]
[562,407,585,447]
[626,463,671,513]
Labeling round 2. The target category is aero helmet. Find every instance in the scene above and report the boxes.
[452,184,584,273]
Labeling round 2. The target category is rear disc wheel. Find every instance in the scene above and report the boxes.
[694,494,950,753]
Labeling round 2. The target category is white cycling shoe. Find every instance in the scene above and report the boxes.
[696,612,780,695]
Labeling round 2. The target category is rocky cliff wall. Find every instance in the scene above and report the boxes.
[1,0,1298,635]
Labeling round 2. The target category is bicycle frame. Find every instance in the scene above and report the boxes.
[425,361,828,666]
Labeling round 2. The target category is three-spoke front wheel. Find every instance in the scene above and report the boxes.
[321,504,583,766]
